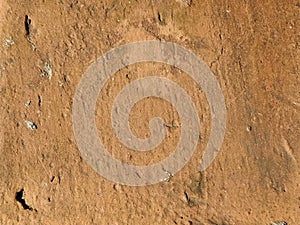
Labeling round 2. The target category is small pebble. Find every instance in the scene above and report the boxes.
[25,120,37,130]
[5,37,14,47]
[25,100,31,107]
[271,222,287,225]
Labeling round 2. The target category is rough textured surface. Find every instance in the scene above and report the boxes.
[0,0,299,224]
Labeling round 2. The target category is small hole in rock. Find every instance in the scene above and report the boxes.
[15,188,33,210]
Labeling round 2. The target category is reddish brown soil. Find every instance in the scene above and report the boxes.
[0,0,299,224]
